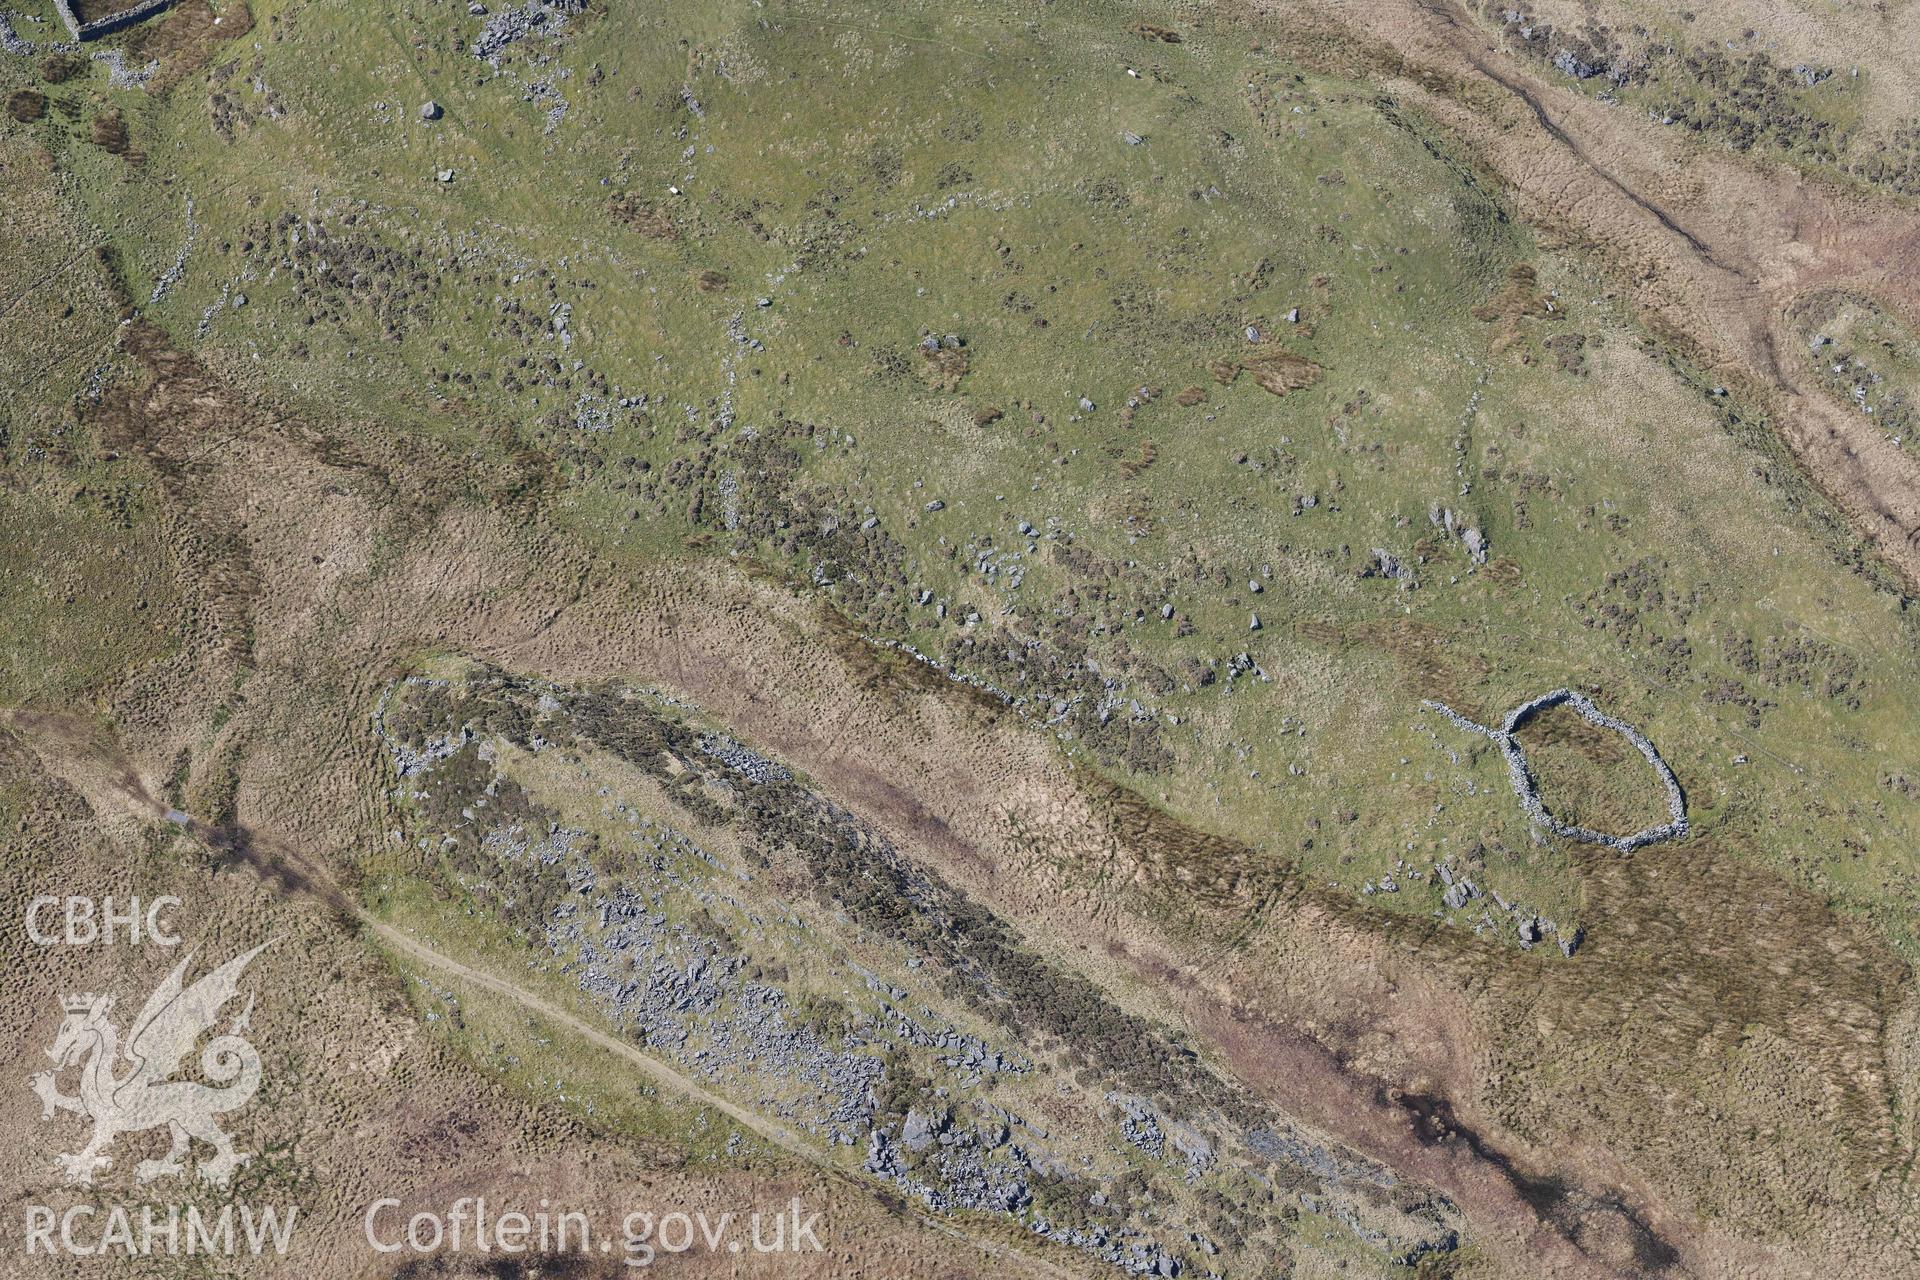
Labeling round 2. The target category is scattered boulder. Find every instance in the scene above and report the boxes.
[1370,548,1412,582]
[1552,48,1603,80]
[902,1107,945,1153]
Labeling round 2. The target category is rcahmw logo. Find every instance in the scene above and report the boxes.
[26,1203,297,1259]
[27,894,182,946]
[30,943,269,1185]
[22,922,298,1258]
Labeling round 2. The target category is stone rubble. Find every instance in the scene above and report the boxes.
[696,732,790,783]
[470,0,583,63]
[149,196,197,304]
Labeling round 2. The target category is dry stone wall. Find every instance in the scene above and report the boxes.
[1423,689,1687,852]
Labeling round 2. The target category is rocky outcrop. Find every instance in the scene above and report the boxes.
[379,671,1468,1274]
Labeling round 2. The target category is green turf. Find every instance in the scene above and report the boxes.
[6,0,1915,962]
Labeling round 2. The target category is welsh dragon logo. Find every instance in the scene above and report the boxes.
[28,942,269,1186]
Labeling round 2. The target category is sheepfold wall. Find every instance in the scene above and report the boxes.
[54,0,174,41]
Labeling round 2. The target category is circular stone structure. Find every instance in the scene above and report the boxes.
[1423,689,1687,852]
